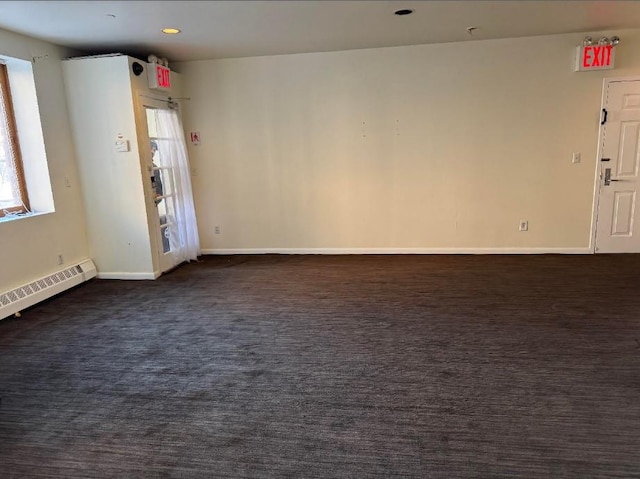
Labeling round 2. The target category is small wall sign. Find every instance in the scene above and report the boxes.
[575,45,614,71]
[190,132,200,146]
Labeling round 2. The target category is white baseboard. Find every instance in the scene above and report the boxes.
[97,272,159,280]
[201,247,592,255]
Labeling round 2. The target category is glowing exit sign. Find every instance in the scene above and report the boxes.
[147,63,172,90]
[575,45,615,72]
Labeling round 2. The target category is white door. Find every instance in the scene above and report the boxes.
[595,79,640,253]
[143,100,182,273]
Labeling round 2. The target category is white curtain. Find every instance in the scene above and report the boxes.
[156,108,200,262]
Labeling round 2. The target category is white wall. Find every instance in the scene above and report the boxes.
[63,55,153,278]
[63,55,184,279]
[0,28,89,292]
[178,29,640,253]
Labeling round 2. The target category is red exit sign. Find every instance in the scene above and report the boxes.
[575,45,615,71]
[147,63,172,90]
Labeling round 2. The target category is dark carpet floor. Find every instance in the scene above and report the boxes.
[1,254,640,478]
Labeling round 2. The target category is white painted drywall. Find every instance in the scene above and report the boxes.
[62,55,184,278]
[0,28,89,293]
[177,29,640,253]
[62,55,155,277]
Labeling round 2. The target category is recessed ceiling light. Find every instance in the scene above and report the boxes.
[394,9,414,16]
[162,28,181,34]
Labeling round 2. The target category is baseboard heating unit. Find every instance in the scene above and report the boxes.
[0,259,97,321]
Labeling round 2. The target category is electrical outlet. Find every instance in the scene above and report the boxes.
[57,254,64,265]
[215,225,221,235]
[572,152,581,164]
[519,220,529,232]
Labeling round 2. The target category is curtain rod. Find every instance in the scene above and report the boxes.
[139,94,191,103]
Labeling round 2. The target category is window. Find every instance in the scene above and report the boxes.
[0,63,29,217]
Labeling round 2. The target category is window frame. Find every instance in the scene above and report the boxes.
[0,62,30,217]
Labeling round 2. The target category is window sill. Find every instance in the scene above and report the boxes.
[0,211,52,224]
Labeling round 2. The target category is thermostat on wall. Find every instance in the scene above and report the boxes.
[114,136,130,152]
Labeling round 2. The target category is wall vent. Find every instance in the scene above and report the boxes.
[0,259,97,320]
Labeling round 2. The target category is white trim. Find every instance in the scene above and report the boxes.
[0,211,52,224]
[201,247,591,255]
[597,75,640,84]
[590,78,609,253]
[97,272,160,280]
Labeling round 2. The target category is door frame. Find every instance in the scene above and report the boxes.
[590,75,640,253]
[136,93,179,275]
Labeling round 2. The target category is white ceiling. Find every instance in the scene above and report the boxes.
[0,1,640,62]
